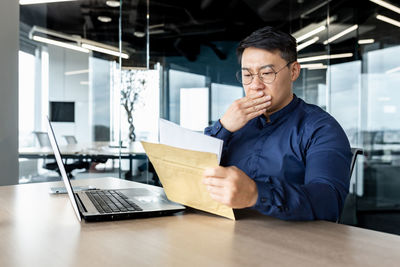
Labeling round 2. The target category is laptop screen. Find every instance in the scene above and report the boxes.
[46,117,82,221]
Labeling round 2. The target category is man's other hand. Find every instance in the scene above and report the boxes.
[220,91,271,132]
[202,166,258,209]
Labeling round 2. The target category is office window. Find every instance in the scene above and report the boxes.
[18,51,35,147]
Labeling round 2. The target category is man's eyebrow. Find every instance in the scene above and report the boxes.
[241,64,274,71]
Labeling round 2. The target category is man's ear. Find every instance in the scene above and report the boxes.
[290,61,301,82]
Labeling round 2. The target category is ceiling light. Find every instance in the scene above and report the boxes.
[376,14,400,28]
[296,26,326,43]
[323,24,358,45]
[298,53,353,63]
[106,0,120,7]
[386,66,400,74]
[134,31,146,38]
[97,16,112,23]
[358,39,375,44]
[81,43,129,59]
[369,0,400,15]
[297,37,319,51]
[300,63,325,68]
[292,16,337,47]
[307,65,328,70]
[20,0,77,4]
[300,63,327,70]
[65,69,89,76]
[32,36,89,53]
[30,26,130,59]
[80,81,89,85]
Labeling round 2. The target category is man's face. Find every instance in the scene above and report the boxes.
[241,47,300,115]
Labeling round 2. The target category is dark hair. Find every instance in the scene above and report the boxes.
[237,26,297,64]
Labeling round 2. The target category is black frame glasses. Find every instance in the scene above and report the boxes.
[236,61,293,85]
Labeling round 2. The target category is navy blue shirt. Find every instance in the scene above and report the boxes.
[204,95,352,221]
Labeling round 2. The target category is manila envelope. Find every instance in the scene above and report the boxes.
[141,141,235,220]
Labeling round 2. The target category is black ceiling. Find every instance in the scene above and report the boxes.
[19,0,399,63]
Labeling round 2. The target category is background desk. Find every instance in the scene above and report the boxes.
[1,177,400,267]
[19,142,147,178]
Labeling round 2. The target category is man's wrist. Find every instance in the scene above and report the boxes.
[219,118,232,132]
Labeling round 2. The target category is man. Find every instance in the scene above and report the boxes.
[203,26,352,221]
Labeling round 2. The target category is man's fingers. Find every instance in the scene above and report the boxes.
[248,91,265,99]
[241,95,271,109]
[209,193,228,205]
[244,101,271,115]
[206,185,224,195]
[202,177,225,187]
[203,166,227,177]
[237,92,264,105]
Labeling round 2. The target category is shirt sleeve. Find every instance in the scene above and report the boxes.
[204,120,233,157]
[204,120,232,142]
[252,115,352,221]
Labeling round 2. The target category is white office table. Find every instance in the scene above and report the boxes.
[1,177,400,267]
[19,142,147,178]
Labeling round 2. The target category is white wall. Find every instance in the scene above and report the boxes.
[0,0,19,185]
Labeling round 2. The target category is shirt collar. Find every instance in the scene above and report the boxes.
[258,94,299,127]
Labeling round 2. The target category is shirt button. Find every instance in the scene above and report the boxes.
[216,125,220,129]
[261,197,267,203]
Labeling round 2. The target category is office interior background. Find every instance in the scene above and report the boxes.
[1,0,399,234]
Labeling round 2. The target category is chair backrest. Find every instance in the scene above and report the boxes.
[338,147,364,224]
[63,135,78,144]
[350,147,363,179]
[33,131,51,147]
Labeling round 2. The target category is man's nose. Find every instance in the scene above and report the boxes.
[248,74,265,91]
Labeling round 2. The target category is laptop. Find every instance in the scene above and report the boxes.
[46,117,185,222]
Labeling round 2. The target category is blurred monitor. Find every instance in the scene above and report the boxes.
[49,101,75,122]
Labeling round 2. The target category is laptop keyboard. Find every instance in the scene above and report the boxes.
[86,190,143,214]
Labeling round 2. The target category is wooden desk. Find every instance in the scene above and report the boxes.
[1,178,399,267]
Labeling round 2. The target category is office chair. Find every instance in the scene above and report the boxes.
[350,148,363,181]
[33,131,89,178]
[33,131,59,173]
[63,135,108,171]
[338,147,363,224]
[63,135,93,170]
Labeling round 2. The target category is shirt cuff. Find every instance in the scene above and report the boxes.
[210,120,233,143]
[253,180,273,209]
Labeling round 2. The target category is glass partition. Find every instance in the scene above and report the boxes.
[19,0,123,182]
[292,1,400,234]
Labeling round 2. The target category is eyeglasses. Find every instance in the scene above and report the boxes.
[236,61,293,85]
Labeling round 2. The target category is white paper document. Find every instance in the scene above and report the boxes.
[159,118,223,164]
